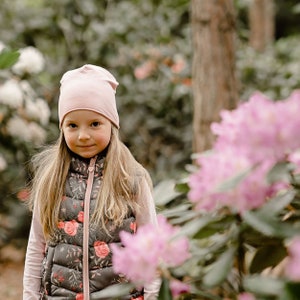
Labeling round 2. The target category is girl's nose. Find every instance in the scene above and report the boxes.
[78,129,90,140]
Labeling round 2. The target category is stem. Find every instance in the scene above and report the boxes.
[236,214,245,293]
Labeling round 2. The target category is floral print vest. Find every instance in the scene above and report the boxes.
[40,155,143,300]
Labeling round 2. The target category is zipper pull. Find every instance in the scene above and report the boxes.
[88,156,97,172]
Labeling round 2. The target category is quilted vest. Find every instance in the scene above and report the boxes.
[40,155,143,300]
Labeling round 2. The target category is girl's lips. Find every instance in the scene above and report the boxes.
[78,145,94,148]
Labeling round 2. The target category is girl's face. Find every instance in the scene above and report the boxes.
[62,110,112,158]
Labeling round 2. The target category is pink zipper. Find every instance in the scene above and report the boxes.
[83,156,97,300]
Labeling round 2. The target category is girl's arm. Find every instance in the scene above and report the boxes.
[23,206,46,300]
[136,177,161,300]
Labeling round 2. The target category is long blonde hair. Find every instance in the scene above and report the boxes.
[29,126,152,239]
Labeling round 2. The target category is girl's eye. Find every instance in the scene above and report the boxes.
[91,121,100,127]
[68,123,77,128]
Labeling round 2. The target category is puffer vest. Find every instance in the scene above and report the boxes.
[40,155,143,300]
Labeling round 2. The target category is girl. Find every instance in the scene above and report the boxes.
[23,64,160,300]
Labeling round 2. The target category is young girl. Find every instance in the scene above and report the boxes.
[23,64,160,300]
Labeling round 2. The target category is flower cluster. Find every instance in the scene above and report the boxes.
[12,46,45,76]
[0,43,50,165]
[112,215,190,288]
[189,91,300,213]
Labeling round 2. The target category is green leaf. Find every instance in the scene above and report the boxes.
[194,215,237,239]
[242,210,298,238]
[154,179,182,206]
[267,161,293,184]
[158,277,172,300]
[257,189,295,218]
[243,275,284,296]
[215,167,252,192]
[202,246,236,287]
[280,282,300,300]
[179,215,214,238]
[249,244,287,273]
[0,50,20,69]
[169,210,199,225]
[90,283,134,299]
[161,203,192,219]
[175,177,190,194]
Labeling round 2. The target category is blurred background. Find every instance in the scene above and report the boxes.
[0,0,300,298]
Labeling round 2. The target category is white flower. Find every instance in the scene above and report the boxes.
[0,41,6,53]
[6,116,32,142]
[28,122,47,145]
[6,116,47,145]
[0,154,7,172]
[12,46,45,75]
[0,79,23,108]
[25,98,51,126]
[20,80,35,99]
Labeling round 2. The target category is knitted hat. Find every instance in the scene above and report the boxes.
[58,64,119,128]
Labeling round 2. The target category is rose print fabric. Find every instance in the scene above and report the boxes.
[40,155,142,299]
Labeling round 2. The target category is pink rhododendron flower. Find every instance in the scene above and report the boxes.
[189,90,300,213]
[134,60,156,80]
[171,54,186,74]
[112,215,190,286]
[238,292,256,300]
[188,149,278,212]
[212,91,300,164]
[285,236,300,281]
[170,279,190,298]
[288,150,300,174]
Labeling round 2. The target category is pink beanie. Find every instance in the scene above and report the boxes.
[58,64,119,128]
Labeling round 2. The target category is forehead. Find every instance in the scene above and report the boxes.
[64,109,107,121]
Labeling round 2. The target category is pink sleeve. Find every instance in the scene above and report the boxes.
[136,178,161,300]
[136,178,158,228]
[23,207,46,300]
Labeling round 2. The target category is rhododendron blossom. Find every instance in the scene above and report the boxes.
[189,91,300,212]
[134,60,156,80]
[0,79,23,108]
[170,279,190,298]
[0,155,7,172]
[188,149,280,212]
[25,97,51,126]
[112,215,190,286]
[0,41,6,52]
[238,292,256,300]
[285,236,300,281]
[288,150,300,174]
[212,91,300,164]
[12,46,45,75]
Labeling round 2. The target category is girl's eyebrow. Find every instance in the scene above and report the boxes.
[64,119,76,123]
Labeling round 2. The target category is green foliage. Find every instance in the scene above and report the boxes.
[158,278,173,300]
[0,49,19,69]
[237,36,300,101]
